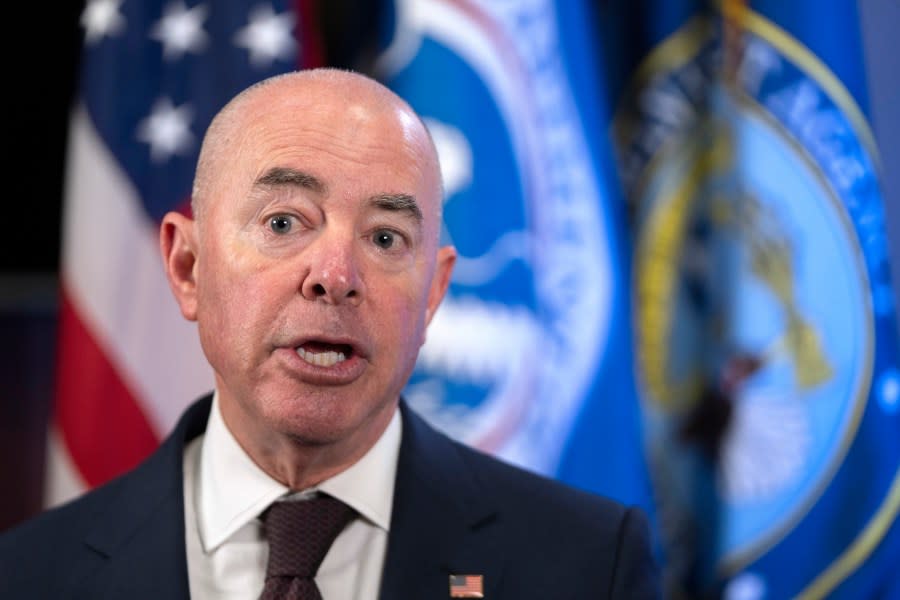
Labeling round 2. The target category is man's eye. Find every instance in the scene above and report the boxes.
[269,215,293,234]
[373,230,396,249]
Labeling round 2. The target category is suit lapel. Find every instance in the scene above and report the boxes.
[76,396,212,600]
[68,396,506,598]
[380,403,506,599]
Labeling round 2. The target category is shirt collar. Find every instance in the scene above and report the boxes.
[197,392,401,552]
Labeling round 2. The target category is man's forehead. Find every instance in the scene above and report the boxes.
[233,86,427,164]
[194,70,443,222]
[253,166,424,223]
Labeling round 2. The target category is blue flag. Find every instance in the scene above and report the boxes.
[608,0,900,597]
[374,0,654,515]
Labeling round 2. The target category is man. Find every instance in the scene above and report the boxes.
[0,69,660,598]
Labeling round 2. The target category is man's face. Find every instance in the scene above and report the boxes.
[190,82,453,455]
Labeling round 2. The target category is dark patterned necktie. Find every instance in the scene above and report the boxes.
[259,494,356,600]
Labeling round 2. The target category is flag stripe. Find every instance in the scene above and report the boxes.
[55,293,158,487]
[61,106,213,438]
[43,426,89,507]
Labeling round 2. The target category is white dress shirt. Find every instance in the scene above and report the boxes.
[183,393,401,600]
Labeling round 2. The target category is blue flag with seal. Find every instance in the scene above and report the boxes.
[373,0,654,514]
[607,0,900,597]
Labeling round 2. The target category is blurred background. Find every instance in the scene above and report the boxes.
[3,1,900,598]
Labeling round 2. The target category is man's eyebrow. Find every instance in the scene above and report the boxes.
[370,193,423,223]
[255,167,325,193]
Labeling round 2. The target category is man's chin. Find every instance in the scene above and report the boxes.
[248,385,400,453]
[268,405,385,449]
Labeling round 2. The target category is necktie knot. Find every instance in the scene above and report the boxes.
[259,494,356,599]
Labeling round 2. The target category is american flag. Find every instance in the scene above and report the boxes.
[46,0,319,504]
[449,574,484,598]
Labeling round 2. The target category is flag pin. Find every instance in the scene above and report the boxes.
[449,574,484,598]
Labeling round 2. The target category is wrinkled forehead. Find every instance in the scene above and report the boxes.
[199,75,443,221]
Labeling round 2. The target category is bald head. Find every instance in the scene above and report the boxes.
[191,69,443,228]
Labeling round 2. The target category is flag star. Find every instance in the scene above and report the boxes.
[136,98,195,163]
[233,4,296,68]
[81,0,126,44]
[150,1,210,60]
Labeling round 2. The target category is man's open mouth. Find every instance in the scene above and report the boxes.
[295,342,354,367]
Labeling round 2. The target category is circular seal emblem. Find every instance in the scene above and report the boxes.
[378,0,615,473]
[616,9,897,591]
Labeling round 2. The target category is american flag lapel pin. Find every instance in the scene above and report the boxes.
[449,574,484,598]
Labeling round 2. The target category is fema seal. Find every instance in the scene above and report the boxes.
[377,0,615,474]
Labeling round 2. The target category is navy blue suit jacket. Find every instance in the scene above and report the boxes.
[0,395,660,598]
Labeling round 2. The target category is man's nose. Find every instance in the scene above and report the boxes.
[299,233,364,305]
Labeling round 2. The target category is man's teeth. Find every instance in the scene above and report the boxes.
[296,347,347,367]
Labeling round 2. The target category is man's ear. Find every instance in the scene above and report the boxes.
[160,212,199,321]
[424,245,457,327]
